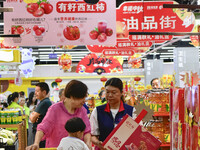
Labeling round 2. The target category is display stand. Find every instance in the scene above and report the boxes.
[0,119,27,150]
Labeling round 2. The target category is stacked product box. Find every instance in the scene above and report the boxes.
[171,85,200,150]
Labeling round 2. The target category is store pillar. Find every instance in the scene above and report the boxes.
[174,47,199,87]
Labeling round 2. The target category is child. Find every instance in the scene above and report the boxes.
[57,117,89,150]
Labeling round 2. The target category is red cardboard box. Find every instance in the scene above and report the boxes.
[103,114,161,150]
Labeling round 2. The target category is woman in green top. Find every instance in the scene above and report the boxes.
[7,92,23,113]
[19,97,30,140]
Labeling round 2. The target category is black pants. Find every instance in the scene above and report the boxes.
[32,129,46,148]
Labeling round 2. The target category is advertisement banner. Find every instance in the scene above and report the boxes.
[3,0,116,46]
[117,1,195,42]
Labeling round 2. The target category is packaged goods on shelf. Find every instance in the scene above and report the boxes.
[0,109,23,125]
[171,85,200,150]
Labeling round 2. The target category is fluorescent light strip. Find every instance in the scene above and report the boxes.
[161,47,175,49]
[160,55,174,57]
[159,53,173,55]
[181,38,191,41]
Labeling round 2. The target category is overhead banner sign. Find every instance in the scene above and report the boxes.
[117,1,195,42]
[87,1,195,55]
[3,0,116,46]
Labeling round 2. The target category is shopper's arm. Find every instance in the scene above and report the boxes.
[84,133,92,150]
[91,135,107,150]
[29,111,40,123]
[26,130,44,150]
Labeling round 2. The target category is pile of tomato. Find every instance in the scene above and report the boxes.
[26,0,53,17]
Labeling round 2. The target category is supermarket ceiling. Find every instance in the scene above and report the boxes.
[1,0,200,65]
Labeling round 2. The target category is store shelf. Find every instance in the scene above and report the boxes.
[0,120,27,150]
[153,112,169,117]
[160,143,170,147]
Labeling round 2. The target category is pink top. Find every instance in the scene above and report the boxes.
[37,101,91,148]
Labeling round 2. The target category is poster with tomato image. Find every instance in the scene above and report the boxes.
[3,0,116,46]
[87,1,195,55]
[117,1,195,43]
[86,21,152,54]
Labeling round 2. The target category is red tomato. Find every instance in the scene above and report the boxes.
[33,7,44,17]
[40,2,53,14]
[63,26,80,40]
[35,29,42,36]
[89,30,99,40]
[39,27,45,33]
[17,26,24,34]
[97,33,107,43]
[105,28,113,36]
[27,3,39,14]
[33,25,39,31]
[11,26,17,34]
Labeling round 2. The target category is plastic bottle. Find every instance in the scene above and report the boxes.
[1,111,6,124]
[6,111,12,124]
[164,122,170,143]
[12,111,18,124]
[4,111,8,124]
[17,109,22,122]
[10,111,14,124]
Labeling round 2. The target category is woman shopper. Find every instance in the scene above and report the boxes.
[27,92,37,146]
[90,78,141,150]
[7,92,23,112]
[26,80,91,150]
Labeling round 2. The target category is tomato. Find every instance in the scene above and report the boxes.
[13,30,20,34]
[97,33,107,43]
[63,26,80,40]
[27,3,39,14]
[35,29,42,36]
[11,26,17,34]
[33,7,44,17]
[39,27,45,33]
[40,2,53,14]
[105,28,113,36]
[33,25,39,31]
[89,30,99,40]
[17,26,24,34]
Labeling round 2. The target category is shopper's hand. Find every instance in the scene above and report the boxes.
[85,140,92,150]
[97,141,107,150]
[26,144,39,150]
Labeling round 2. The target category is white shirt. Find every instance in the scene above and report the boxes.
[57,137,89,150]
[90,107,142,136]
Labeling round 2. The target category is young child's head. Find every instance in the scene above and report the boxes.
[65,117,86,139]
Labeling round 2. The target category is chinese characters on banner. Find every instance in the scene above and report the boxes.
[87,1,195,57]
[76,53,123,75]
[117,1,195,41]
[3,0,116,46]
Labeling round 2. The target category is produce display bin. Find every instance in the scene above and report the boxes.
[0,119,27,150]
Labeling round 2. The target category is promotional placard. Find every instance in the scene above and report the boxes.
[3,0,116,46]
[103,114,161,150]
[117,1,195,42]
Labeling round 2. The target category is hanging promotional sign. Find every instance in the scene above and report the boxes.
[76,53,123,75]
[3,0,116,46]
[117,1,195,43]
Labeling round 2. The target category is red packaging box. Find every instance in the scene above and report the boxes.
[103,114,161,150]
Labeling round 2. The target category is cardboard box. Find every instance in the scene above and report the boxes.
[103,114,161,150]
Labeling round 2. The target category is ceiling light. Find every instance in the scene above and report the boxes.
[162,47,175,49]
[181,38,191,41]
[160,55,174,58]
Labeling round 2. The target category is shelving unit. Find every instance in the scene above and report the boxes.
[0,119,27,150]
[153,113,170,150]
